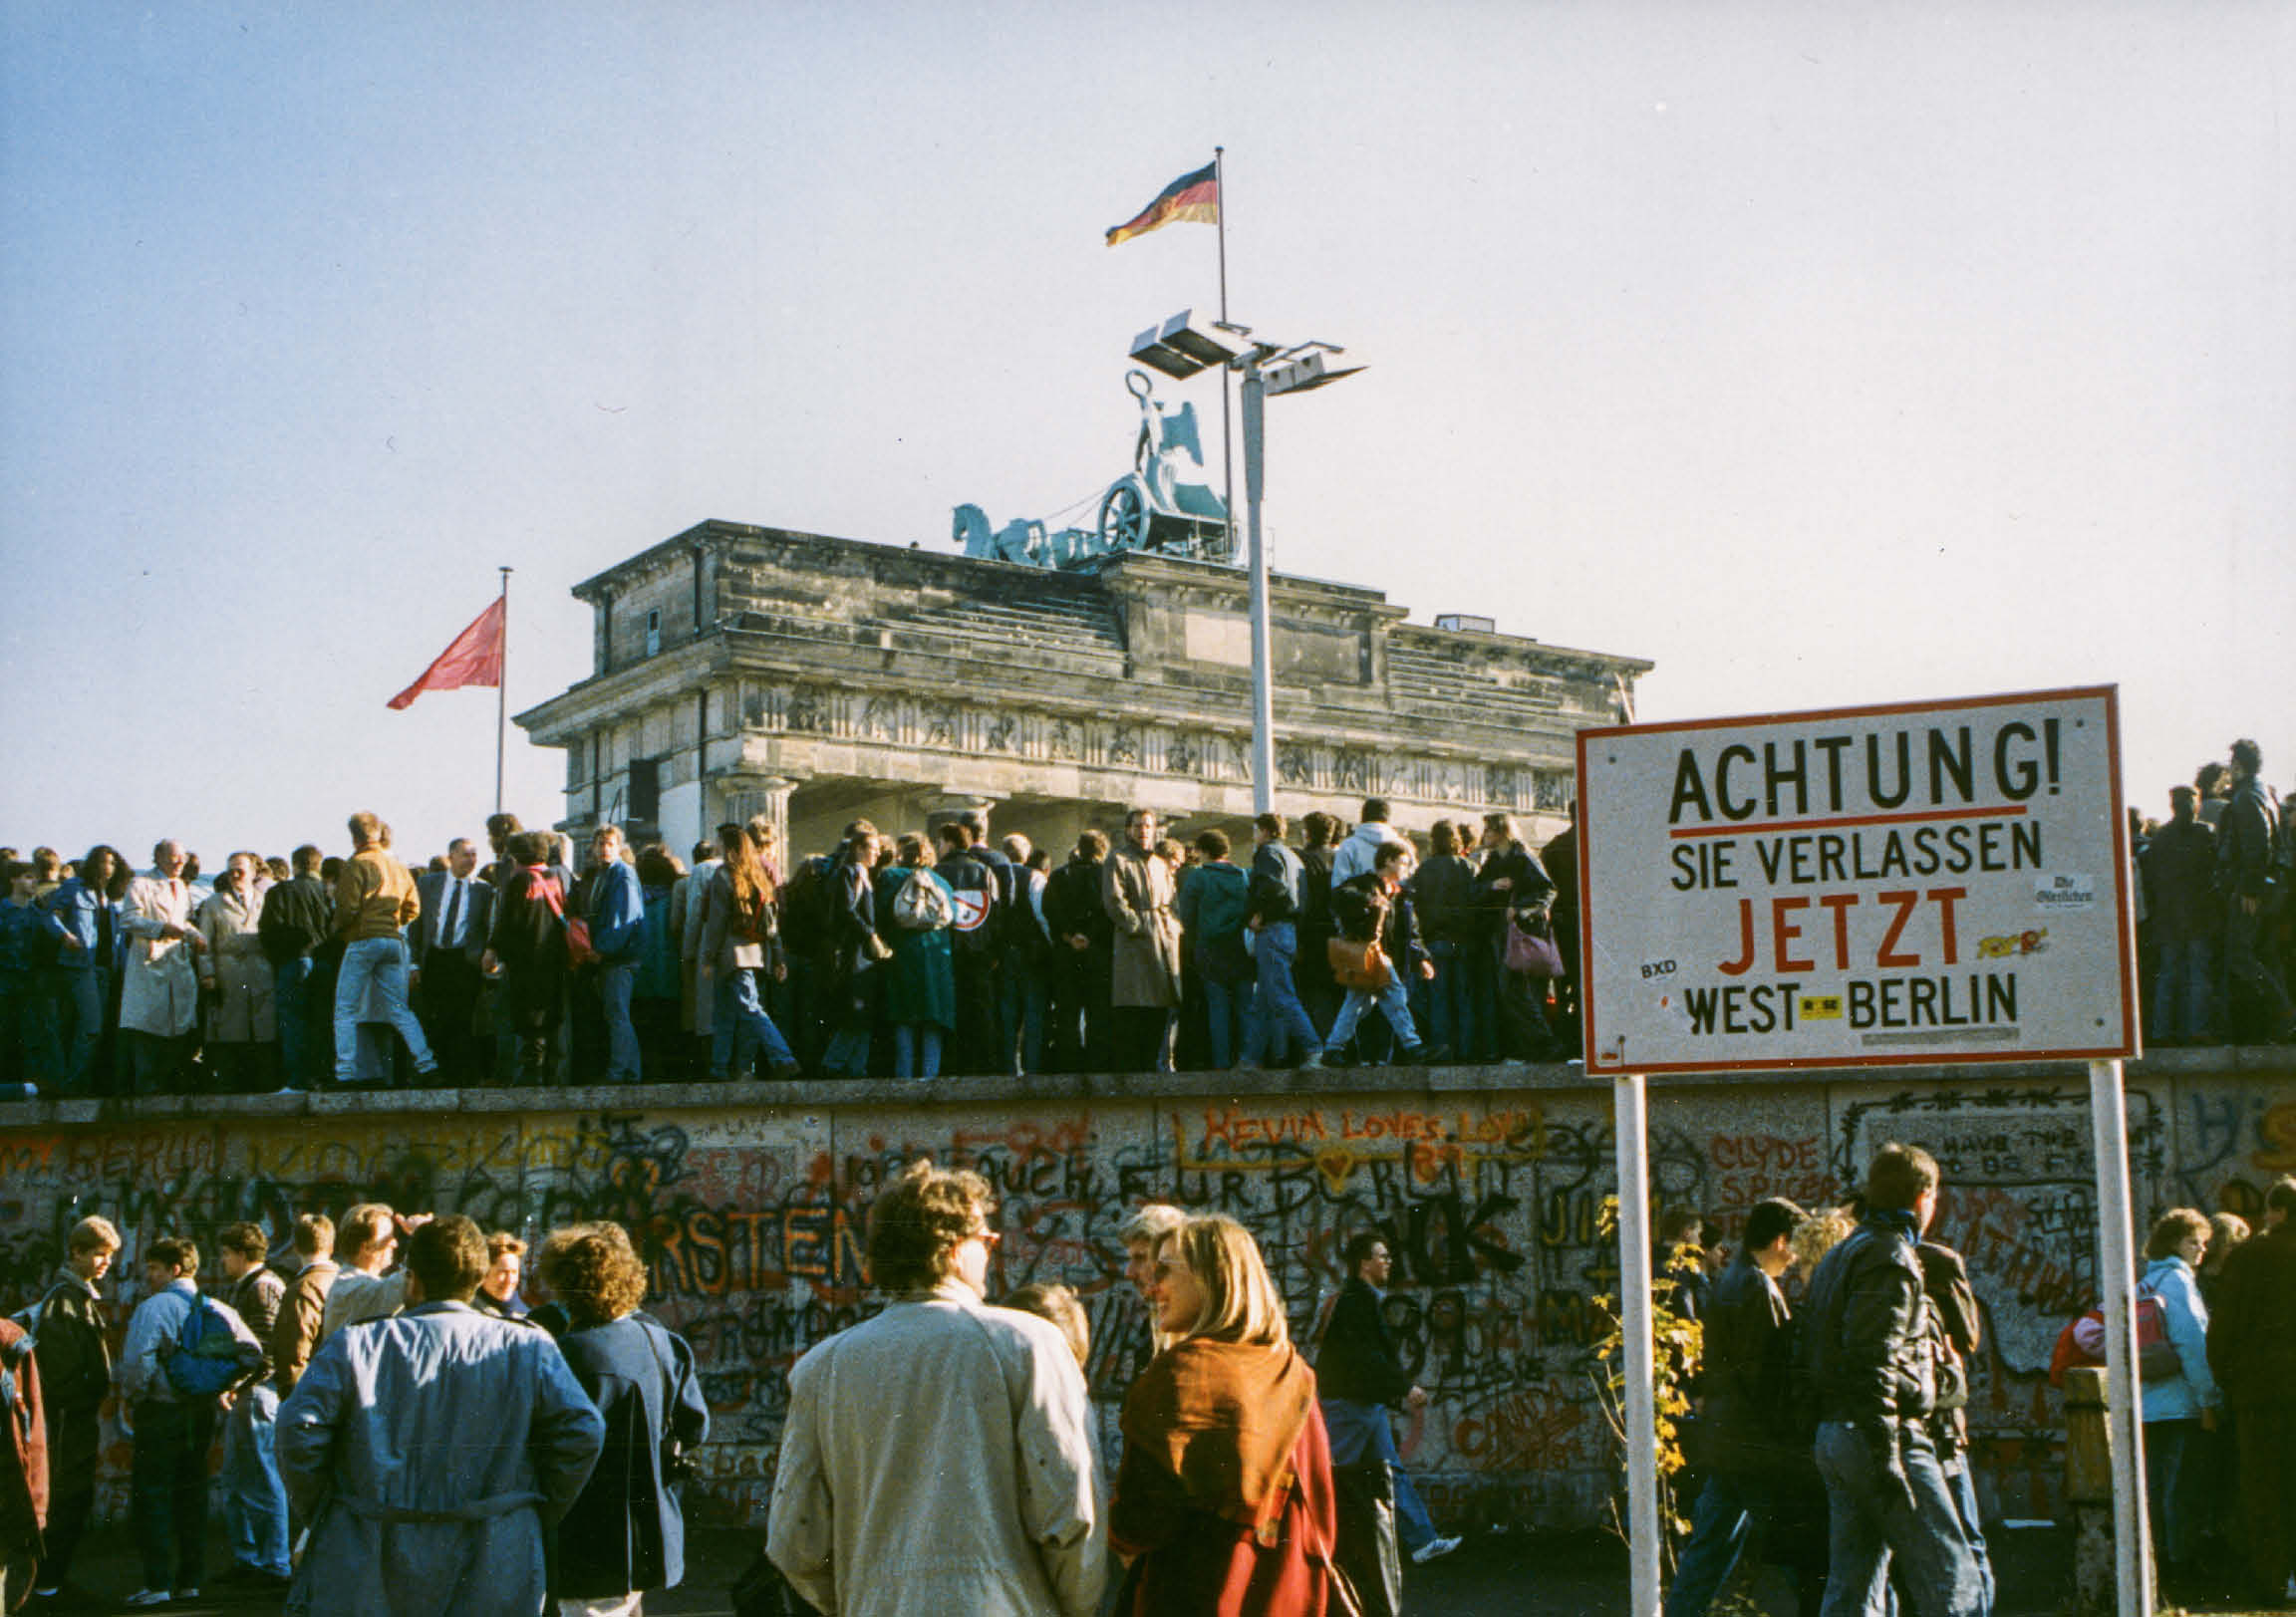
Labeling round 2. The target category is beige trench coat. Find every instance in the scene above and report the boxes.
[1101,845,1182,1009]
[119,874,200,1038]
[199,884,276,1043]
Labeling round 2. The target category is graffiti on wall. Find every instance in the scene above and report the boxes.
[3,1066,2289,1530]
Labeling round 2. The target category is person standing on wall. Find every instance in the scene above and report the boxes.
[1240,813,1321,1072]
[1315,1232,1461,1568]
[331,812,434,1089]
[1102,808,1183,1074]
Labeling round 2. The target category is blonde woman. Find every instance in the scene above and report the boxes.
[1111,1215,1340,1615]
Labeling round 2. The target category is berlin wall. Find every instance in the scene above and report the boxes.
[4,1052,2291,1533]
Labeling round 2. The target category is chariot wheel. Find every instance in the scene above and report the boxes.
[1098,480,1149,552]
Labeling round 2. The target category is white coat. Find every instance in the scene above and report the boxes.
[119,873,200,1038]
[767,1281,1106,1617]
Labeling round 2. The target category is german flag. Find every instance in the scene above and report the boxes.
[1106,162,1219,247]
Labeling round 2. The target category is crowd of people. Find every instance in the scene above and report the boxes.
[2,1160,2293,1613]
[3,1205,703,1613]
[1,731,2288,1095]
[1657,1162,2296,1617]
[0,796,1585,1094]
[2132,737,2296,1046]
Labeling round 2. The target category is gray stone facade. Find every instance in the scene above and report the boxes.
[513,520,1653,858]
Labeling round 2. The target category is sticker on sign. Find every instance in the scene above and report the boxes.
[1576,686,2137,1074]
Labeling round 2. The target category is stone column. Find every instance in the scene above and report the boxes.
[720,774,801,870]
[921,793,998,842]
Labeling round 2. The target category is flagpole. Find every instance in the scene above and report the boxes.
[495,567,511,816]
[1214,146,1236,562]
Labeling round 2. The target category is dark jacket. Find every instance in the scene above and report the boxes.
[26,1266,110,1418]
[1044,856,1113,949]
[412,870,497,968]
[2206,1218,2296,1407]
[2217,776,2284,901]
[226,1263,288,1386]
[1469,843,1556,938]
[1801,1215,1936,1446]
[937,848,1001,958]
[2141,817,2218,943]
[1298,845,1337,943]
[1700,1252,1804,1477]
[1247,841,1304,928]
[1331,873,1428,974]
[554,1313,710,1598]
[257,874,334,967]
[1314,1277,1412,1408]
[487,865,573,1034]
[1407,853,1477,945]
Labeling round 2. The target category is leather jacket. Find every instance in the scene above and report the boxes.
[1801,1216,1937,1449]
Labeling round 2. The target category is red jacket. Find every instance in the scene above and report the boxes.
[0,1317,49,1552]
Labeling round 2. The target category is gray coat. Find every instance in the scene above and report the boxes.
[277,1300,605,1617]
[1101,845,1181,1009]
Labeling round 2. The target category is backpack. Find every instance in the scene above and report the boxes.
[775,856,839,953]
[940,855,998,952]
[531,872,597,968]
[2050,1287,2179,1387]
[159,1294,258,1399]
[892,869,954,932]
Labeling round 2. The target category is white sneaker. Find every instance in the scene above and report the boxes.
[1411,1535,1463,1564]
[123,1592,170,1608]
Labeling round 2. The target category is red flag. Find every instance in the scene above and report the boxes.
[387,597,504,710]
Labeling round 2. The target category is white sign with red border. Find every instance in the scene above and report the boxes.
[1577,685,2137,1074]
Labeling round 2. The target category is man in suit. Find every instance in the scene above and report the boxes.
[411,838,492,1089]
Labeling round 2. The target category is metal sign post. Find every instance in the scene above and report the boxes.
[1577,686,2142,1617]
[1614,1070,1661,1615]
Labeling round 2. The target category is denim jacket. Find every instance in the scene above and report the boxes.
[38,879,115,970]
[2137,1255,2220,1422]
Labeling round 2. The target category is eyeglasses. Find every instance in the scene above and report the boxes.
[1152,1258,1190,1279]
[968,1229,1003,1248]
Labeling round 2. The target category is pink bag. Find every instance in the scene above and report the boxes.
[1505,911,1564,978]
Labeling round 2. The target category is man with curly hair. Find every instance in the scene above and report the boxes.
[767,1159,1106,1615]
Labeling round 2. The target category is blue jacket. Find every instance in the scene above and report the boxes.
[584,860,646,965]
[0,900,65,975]
[2138,1255,2220,1422]
[39,879,115,970]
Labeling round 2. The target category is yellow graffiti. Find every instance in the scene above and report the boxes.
[2256,1101,2296,1173]
[1176,1105,1546,1194]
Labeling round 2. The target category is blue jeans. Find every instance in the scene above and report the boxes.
[1200,974,1248,1069]
[893,1023,944,1080]
[1326,975,1422,1055]
[599,960,641,1081]
[1425,942,1475,1056]
[1814,1423,1984,1617]
[272,957,313,1088]
[333,937,432,1082]
[1320,1400,1440,1554]
[999,960,1047,1075]
[58,965,109,1093]
[2144,1417,2201,1567]
[221,1383,290,1577]
[0,974,62,1087]
[2152,938,2214,1043]
[131,1397,216,1593]
[1665,1471,1759,1617]
[1243,923,1320,1065]
[1941,1448,1994,1612]
[713,968,794,1077]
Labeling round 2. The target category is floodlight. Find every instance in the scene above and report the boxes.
[1128,311,1248,380]
[1262,347,1366,397]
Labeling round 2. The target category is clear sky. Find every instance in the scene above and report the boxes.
[3,1,2288,868]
